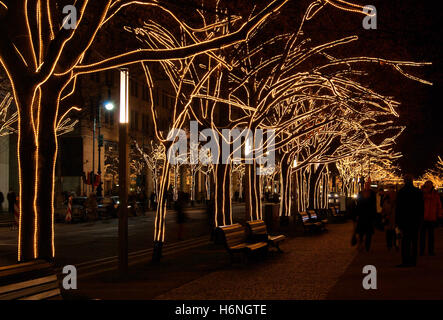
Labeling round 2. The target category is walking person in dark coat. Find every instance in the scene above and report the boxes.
[354,182,377,252]
[174,192,186,240]
[7,190,16,214]
[420,181,442,256]
[0,191,4,212]
[395,175,424,267]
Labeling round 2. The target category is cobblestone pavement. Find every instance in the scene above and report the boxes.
[327,224,443,300]
[155,222,357,300]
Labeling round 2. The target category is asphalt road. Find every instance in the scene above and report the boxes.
[0,204,248,268]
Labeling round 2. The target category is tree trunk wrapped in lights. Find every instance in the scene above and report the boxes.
[132,0,432,251]
[134,141,166,203]
[0,0,291,261]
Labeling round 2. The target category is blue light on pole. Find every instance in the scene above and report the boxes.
[104,101,115,111]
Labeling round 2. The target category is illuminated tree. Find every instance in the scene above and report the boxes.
[223,1,432,216]
[420,156,443,189]
[0,0,290,260]
[127,0,430,255]
[134,140,166,202]
[0,92,16,136]
[1,92,78,136]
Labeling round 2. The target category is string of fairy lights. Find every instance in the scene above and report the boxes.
[0,0,434,260]
[0,0,290,259]
[123,0,433,240]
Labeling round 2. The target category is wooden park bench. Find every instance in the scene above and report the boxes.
[307,209,328,226]
[246,220,286,253]
[298,211,325,233]
[0,260,62,300]
[328,206,346,222]
[217,223,268,264]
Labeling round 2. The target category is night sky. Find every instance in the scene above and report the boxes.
[304,0,442,176]
[357,0,442,176]
[366,0,442,177]
[243,0,441,177]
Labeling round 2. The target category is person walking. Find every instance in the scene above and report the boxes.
[174,192,186,241]
[382,188,398,251]
[420,181,442,256]
[7,190,16,214]
[395,175,424,267]
[375,188,384,230]
[0,191,4,212]
[354,181,377,252]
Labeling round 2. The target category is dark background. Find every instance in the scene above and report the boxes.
[295,0,442,176]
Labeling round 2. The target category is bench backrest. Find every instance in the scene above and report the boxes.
[0,260,61,300]
[299,211,310,222]
[246,220,268,236]
[218,224,247,248]
[307,209,318,220]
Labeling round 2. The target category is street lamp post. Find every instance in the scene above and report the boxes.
[96,105,103,197]
[118,68,129,273]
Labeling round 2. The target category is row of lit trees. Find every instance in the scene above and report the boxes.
[418,156,443,189]
[122,0,433,263]
[0,0,432,262]
[0,0,292,261]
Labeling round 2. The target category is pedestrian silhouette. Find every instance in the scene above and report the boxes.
[0,191,4,212]
[420,180,442,256]
[354,182,377,252]
[395,175,424,267]
[175,192,186,241]
[382,188,398,251]
[7,190,16,214]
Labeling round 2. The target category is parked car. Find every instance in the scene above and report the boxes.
[97,196,119,218]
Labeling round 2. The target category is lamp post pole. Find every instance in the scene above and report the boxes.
[97,106,103,197]
[118,68,129,274]
[92,115,96,194]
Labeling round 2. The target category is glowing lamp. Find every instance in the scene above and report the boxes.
[245,139,252,156]
[104,102,114,111]
[119,68,129,123]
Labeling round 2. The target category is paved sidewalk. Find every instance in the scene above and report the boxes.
[0,212,14,227]
[65,221,358,300]
[327,225,443,300]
